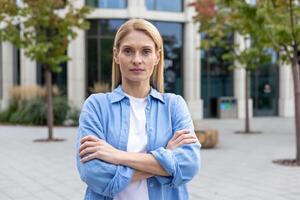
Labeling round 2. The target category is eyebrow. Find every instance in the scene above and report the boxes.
[121,44,155,49]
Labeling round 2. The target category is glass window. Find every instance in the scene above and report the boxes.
[152,21,183,95]
[86,19,125,95]
[201,33,234,118]
[86,0,127,9]
[251,50,279,116]
[146,0,183,12]
[0,42,2,100]
[86,20,183,96]
[13,47,20,85]
[36,62,68,95]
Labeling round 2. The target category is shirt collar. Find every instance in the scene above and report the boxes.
[109,85,165,104]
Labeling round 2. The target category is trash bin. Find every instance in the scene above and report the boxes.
[218,97,237,118]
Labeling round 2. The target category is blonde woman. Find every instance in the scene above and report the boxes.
[77,19,201,200]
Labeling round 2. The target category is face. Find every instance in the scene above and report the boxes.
[114,30,160,87]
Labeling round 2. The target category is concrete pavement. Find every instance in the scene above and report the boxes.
[0,117,299,200]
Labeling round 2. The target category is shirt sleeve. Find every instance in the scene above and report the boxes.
[76,95,134,198]
[150,95,201,187]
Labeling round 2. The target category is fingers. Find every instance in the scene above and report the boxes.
[80,135,99,144]
[80,152,98,163]
[177,138,198,147]
[79,146,99,157]
[172,129,190,141]
[174,132,197,144]
[79,140,101,152]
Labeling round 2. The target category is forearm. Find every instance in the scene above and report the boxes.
[118,152,170,177]
[132,170,154,182]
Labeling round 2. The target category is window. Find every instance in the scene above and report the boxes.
[86,19,125,95]
[201,33,234,118]
[86,20,183,95]
[36,62,68,95]
[86,0,127,9]
[0,42,2,100]
[13,47,20,85]
[152,21,183,95]
[146,0,183,12]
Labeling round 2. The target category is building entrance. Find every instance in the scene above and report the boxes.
[251,60,279,116]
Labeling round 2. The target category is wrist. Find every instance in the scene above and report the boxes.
[116,150,127,165]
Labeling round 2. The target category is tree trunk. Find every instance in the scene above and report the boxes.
[45,66,53,140]
[245,70,250,133]
[291,54,300,163]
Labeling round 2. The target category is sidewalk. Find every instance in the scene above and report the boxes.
[0,117,299,200]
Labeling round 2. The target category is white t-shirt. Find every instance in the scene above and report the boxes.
[114,94,149,200]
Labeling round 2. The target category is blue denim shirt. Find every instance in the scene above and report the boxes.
[76,85,201,200]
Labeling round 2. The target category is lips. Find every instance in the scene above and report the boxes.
[130,68,145,72]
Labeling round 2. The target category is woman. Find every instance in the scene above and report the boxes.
[77,18,201,200]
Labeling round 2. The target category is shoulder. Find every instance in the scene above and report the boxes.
[161,93,186,107]
[82,92,110,112]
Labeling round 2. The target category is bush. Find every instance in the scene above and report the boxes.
[0,96,71,126]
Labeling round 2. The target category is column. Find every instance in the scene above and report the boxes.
[128,0,146,18]
[279,63,294,116]
[20,50,36,85]
[234,33,253,119]
[183,2,203,120]
[1,42,14,109]
[68,28,86,109]
[67,0,86,109]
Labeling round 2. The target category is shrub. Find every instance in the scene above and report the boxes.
[0,96,71,126]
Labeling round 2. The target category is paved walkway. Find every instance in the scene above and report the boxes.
[0,117,299,200]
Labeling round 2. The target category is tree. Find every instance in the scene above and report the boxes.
[0,0,91,141]
[190,0,271,133]
[191,0,300,165]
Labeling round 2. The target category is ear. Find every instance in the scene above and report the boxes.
[155,49,161,65]
[113,48,119,64]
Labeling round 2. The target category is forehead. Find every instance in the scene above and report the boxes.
[119,30,155,48]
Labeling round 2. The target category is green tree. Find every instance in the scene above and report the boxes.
[0,0,91,141]
[190,0,271,133]
[191,0,300,165]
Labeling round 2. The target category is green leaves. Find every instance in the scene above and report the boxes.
[190,0,300,68]
[0,0,92,72]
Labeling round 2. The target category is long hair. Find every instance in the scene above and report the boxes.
[111,18,164,92]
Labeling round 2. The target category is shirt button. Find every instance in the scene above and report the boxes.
[150,183,154,187]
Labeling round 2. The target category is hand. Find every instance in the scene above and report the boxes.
[79,135,122,164]
[166,129,198,150]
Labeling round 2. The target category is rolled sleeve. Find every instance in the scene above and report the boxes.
[151,95,201,187]
[76,95,134,197]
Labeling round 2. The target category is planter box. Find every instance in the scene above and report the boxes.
[195,129,219,149]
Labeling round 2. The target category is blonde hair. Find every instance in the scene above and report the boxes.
[111,18,164,92]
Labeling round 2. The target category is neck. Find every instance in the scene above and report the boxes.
[121,81,150,98]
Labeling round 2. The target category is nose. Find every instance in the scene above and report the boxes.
[132,52,142,65]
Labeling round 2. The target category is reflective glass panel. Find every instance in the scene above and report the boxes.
[146,0,183,12]
[201,34,234,118]
[0,42,2,99]
[251,50,279,116]
[153,21,183,95]
[86,19,125,95]
[86,0,127,9]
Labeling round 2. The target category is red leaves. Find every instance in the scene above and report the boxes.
[188,0,216,17]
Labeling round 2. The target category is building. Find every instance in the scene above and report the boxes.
[0,0,295,120]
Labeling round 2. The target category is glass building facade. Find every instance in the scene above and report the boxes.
[1,0,290,119]
[86,19,183,95]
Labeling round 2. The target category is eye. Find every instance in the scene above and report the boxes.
[122,48,133,55]
[142,49,152,56]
